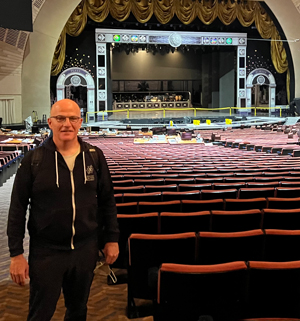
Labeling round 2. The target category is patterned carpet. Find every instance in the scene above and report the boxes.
[0,171,153,321]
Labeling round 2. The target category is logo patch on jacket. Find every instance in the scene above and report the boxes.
[86,165,95,181]
[86,165,94,175]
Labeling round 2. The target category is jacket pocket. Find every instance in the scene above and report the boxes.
[32,206,73,245]
[74,204,98,241]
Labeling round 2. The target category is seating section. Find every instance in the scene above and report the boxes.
[0,151,21,172]
[157,261,300,320]
[84,136,300,320]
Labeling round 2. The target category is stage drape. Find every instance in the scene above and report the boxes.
[51,0,289,100]
[0,99,16,125]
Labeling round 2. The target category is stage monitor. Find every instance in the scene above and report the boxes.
[0,0,33,31]
[31,126,39,134]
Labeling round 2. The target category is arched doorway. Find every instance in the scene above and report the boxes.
[56,67,95,122]
[246,68,276,115]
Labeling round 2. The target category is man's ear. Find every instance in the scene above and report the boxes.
[47,118,52,129]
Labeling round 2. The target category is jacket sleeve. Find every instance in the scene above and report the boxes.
[97,148,119,246]
[7,152,33,257]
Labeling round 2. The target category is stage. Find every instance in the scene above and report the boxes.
[83,116,288,131]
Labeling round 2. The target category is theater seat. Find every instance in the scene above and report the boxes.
[181,199,224,212]
[246,261,300,319]
[224,198,267,211]
[201,189,238,200]
[128,233,197,318]
[138,200,181,214]
[238,188,275,199]
[114,213,159,268]
[157,261,248,321]
[211,209,263,232]
[116,202,138,214]
[275,187,300,198]
[267,197,300,209]
[262,208,300,230]
[263,229,300,262]
[162,190,201,201]
[198,229,264,264]
[160,211,211,234]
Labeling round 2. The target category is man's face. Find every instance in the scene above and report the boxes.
[48,100,83,143]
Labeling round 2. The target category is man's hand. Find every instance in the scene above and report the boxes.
[10,254,29,286]
[103,242,119,265]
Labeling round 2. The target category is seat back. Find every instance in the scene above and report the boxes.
[181,199,224,212]
[115,213,159,268]
[116,202,138,214]
[211,209,263,232]
[162,190,201,201]
[123,192,162,203]
[157,262,248,321]
[160,211,211,234]
[267,197,300,209]
[247,261,300,318]
[224,198,267,211]
[128,232,197,301]
[264,229,300,261]
[201,189,238,200]
[275,187,300,198]
[199,230,264,264]
[262,209,300,230]
[138,200,181,214]
[239,188,275,199]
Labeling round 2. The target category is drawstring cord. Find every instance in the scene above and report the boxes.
[83,151,87,184]
[55,151,59,188]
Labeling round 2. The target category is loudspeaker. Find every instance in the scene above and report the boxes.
[31,126,39,134]
[0,0,32,31]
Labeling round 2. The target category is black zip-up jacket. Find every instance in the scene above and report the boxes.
[7,137,119,257]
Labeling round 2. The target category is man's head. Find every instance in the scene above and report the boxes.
[48,99,82,144]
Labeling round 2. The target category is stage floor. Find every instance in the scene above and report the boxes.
[84,116,289,130]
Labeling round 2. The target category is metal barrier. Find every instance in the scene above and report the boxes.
[86,106,287,123]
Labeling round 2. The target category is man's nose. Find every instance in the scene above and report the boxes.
[63,117,72,125]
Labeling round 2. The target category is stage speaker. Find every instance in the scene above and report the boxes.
[0,0,32,31]
[31,126,39,134]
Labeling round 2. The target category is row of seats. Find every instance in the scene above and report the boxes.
[114,187,300,201]
[118,209,300,235]
[156,260,300,320]
[114,181,300,192]
[116,197,300,214]
[127,232,300,319]
[111,170,300,177]
[0,151,21,172]
[112,176,300,186]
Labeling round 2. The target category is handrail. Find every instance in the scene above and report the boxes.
[85,106,286,122]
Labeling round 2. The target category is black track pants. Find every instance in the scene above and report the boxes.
[27,239,98,321]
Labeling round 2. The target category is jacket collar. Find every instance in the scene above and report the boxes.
[44,136,89,153]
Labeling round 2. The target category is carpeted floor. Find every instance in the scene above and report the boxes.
[0,172,153,321]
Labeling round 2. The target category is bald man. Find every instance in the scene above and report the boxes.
[7,99,119,321]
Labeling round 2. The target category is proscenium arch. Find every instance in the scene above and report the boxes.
[21,0,300,121]
[56,67,95,115]
[246,68,276,110]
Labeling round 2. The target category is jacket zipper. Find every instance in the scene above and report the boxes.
[70,170,76,249]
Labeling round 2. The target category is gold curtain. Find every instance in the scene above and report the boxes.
[51,0,289,100]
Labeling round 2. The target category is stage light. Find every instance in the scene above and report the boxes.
[226,38,233,45]
[113,35,121,42]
